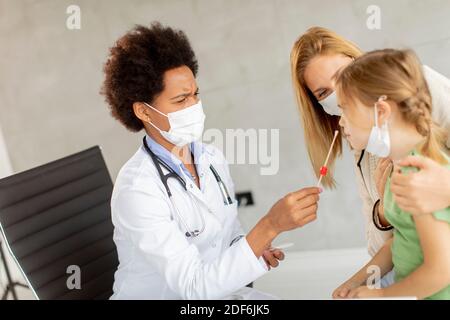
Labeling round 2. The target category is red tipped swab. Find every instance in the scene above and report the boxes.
[317,130,339,187]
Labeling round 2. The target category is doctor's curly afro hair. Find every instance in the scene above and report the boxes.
[101,22,199,132]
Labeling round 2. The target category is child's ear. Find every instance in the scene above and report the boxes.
[376,98,392,125]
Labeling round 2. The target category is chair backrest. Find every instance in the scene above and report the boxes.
[0,146,118,300]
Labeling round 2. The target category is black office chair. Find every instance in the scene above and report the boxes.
[0,146,118,300]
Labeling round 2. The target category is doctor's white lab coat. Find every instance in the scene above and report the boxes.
[109,142,268,299]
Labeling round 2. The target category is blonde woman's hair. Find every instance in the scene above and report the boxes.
[335,49,448,164]
[290,27,363,188]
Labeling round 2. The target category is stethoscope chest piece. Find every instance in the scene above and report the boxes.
[186,230,200,237]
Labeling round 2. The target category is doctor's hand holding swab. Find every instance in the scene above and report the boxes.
[228,130,326,270]
[244,133,333,270]
[246,186,322,260]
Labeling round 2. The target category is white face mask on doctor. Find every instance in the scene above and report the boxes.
[319,91,342,116]
[144,100,206,147]
[366,95,391,157]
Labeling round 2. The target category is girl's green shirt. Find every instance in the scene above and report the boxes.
[384,150,450,300]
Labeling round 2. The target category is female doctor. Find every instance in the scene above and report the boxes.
[101,22,321,300]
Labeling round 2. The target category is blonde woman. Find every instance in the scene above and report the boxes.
[332,49,450,299]
[290,27,450,286]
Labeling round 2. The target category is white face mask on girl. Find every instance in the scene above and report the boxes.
[144,100,206,147]
[366,96,390,157]
[319,91,342,116]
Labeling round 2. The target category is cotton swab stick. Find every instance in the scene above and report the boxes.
[269,242,294,251]
[316,130,340,187]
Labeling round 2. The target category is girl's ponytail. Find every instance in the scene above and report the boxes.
[403,93,448,164]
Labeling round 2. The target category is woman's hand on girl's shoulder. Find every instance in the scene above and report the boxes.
[391,156,450,215]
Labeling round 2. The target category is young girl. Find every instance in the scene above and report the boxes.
[332,49,450,299]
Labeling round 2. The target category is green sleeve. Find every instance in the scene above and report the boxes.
[433,207,450,223]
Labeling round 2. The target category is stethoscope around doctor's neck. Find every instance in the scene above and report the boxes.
[142,136,233,238]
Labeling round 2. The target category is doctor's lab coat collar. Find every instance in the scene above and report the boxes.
[144,134,214,178]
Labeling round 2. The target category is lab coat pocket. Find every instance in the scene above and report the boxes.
[222,200,239,228]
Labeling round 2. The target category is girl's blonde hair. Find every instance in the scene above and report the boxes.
[335,49,448,164]
[290,27,363,188]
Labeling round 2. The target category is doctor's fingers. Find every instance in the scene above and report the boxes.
[271,249,285,261]
[295,193,320,209]
[291,199,319,216]
[293,206,318,227]
[262,250,280,268]
[289,187,322,201]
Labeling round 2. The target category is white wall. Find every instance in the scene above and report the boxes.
[1,0,449,252]
[0,124,12,178]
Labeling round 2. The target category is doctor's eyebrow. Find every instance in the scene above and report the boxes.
[170,87,200,100]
